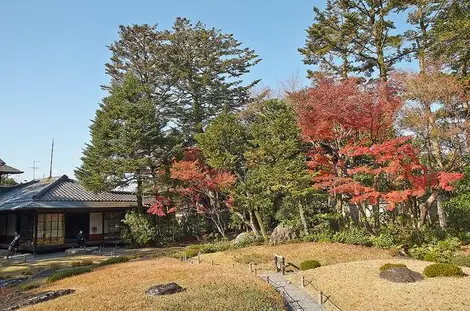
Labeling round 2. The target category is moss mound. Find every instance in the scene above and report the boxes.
[379,263,407,272]
[300,260,321,271]
[423,263,464,278]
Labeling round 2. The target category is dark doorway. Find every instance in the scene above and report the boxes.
[65,212,89,241]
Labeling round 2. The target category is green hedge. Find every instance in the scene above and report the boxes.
[98,256,131,266]
[300,260,321,271]
[423,263,464,278]
[452,255,470,267]
[48,267,92,282]
[379,263,407,272]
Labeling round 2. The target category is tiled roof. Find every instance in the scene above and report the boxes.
[0,164,23,174]
[40,178,136,202]
[0,175,137,211]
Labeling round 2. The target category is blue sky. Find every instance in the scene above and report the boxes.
[0,1,413,182]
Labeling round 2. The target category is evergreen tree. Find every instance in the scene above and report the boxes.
[75,74,170,212]
[302,0,411,81]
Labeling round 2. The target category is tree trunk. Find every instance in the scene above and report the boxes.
[436,196,447,228]
[254,208,267,239]
[249,211,259,235]
[234,211,259,235]
[420,190,439,226]
[357,203,375,235]
[136,177,144,214]
[298,202,309,236]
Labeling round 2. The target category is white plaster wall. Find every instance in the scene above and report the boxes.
[89,212,103,235]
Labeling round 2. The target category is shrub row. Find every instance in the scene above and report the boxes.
[48,267,92,282]
[98,256,131,266]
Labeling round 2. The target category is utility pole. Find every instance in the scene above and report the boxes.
[29,161,39,180]
[49,139,54,179]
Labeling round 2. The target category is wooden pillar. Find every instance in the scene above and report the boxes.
[101,211,105,245]
[33,211,38,258]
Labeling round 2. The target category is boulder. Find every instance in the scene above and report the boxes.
[64,247,99,256]
[269,224,297,245]
[7,289,75,310]
[234,232,257,246]
[379,267,424,283]
[0,277,28,288]
[145,283,185,296]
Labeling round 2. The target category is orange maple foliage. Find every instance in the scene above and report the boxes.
[292,78,463,211]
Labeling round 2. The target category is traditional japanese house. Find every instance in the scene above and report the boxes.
[0,175,137,253]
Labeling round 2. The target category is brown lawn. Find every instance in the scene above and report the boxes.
[287,258,470,311]
[23,258,285,311]
[200,241,393,271]
[0,255,107,278]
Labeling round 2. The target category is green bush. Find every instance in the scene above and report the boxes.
[199,241,232,254]
[120,211,156,247]
[184,249,199,258]
[98,256,131,266]
[234,232,264,248]
[71,259,94,267]
[423,263,464,278]
[300,260,321,271]
[48,267,92,282]
[410,237,461,263]
[452,255,470,267]
[332,227,372,246]
[379,263,407,272]
[302,231,333,243]
[372,232,397,249]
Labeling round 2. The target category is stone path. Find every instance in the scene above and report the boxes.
[259,272,323,311]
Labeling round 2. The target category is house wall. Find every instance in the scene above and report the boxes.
[89,212,103,240]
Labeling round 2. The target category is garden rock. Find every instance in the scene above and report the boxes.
[234,232,256,245]
[269,224,297,245]
[379,267,423,283]
[0,277,28,288]
[64,246,99,256]
[145,282,185,296]
[7,289,75,310]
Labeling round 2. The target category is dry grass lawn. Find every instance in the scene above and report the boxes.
[23,258,285,311]
[288,258,470,311]
[200,242,393,271]
[0,255,107,278]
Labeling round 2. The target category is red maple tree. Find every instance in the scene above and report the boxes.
[169,148,236,237]
[291,78,462,228]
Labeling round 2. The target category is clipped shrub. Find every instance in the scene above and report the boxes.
[379,263,407,272]
[302,231,333,243]
[48,267,92,282]
[234,232,264,248]
[199,241,232,253]
[452,255,470,267]
[71,260,93,267]
[332,227,372,246]
[423,263,464,278]
[184,249,199,258]
[98,256,131,266]
[80,259,94,266]
[300,260,321,271]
